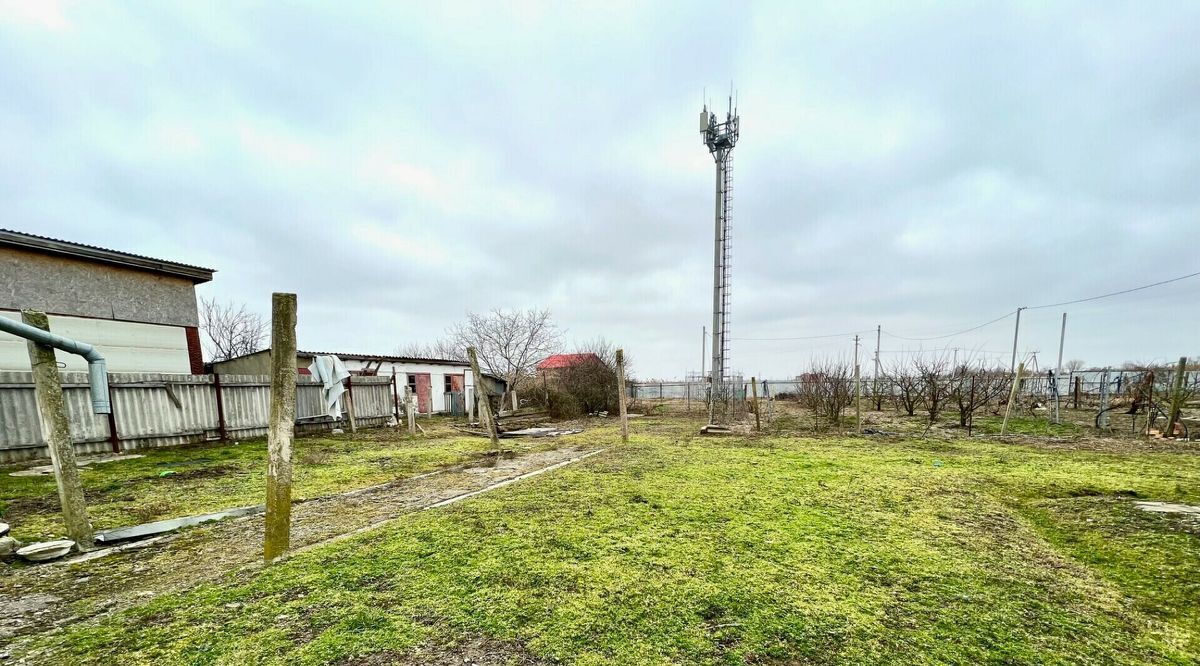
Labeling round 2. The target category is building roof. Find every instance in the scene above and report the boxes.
[537,353,602,370]
[213,348,469,367]
[0,228,215,284]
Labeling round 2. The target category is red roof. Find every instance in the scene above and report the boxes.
[537,353,601,370]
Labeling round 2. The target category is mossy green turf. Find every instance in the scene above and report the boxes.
[0,422,538,543]
[19,419,1200,665]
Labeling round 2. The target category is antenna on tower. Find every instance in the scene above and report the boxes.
[699,85,741,425]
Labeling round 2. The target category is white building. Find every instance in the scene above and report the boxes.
[0,229,214,374]
[211,349,505,415]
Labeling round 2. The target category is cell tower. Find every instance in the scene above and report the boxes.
[700,93,739,424]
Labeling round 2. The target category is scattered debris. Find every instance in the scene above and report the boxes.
[699,424,732,435]
[862,427,900,436]
[331,428,345,435]
[8,454,144,477]
[500,427,583,438]
[95,505,265,543]
[16,540,75,562]
[158,470,177,477]
[1134,501,1200,516]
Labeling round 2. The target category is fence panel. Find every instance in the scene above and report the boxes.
[0,371,400,464]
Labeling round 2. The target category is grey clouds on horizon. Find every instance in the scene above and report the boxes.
[2,1,1198,378]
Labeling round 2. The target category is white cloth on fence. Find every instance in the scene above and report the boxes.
[308,355,351,420]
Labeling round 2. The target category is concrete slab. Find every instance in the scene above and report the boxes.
[94,505,264,543]
[1134,501,1200,516]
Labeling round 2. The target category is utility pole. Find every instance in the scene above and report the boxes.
[1054,312,1067,424]
[616,349,629,443]
[873,324,881,411]
[1009,307,1025,373]
[700,326,706,387]
[854,335,862,434]
[264,292,297,561]
[23,311,93,550]
[1001,362,1025,436]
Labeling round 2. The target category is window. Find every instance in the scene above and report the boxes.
[407,374,417,395]
[444,375,453,394]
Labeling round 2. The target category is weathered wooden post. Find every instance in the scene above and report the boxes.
[23,311,93,550]
[1000,362,1024,436]
[1073,376,1081,410]
[750,376,761,431]
[616,348,629,443]
[467,347,499,448]
[1164,356,1187,438]
[345,375,357,434]
[391,368,400,421]
[405,386,416,436]
[264,293,297,561]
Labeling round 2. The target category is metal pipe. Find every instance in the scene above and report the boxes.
[0,314,111,413]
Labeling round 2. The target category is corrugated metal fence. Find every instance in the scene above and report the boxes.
[0,371,396,463]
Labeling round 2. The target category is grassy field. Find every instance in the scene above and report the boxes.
[15,415,1199,665]
[0,420,554,543]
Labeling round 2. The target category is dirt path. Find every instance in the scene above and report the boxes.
[0,445,603,651]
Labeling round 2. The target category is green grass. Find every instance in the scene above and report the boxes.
[972,414,1084,436]
[0,421,542,543]
[15,418,1200,664]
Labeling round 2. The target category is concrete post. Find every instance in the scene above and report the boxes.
[616,349,629,443]
[750,375,760,431]
[511,390,519,412]
[1001,362,1024,436]
[1164,356,1187,437]
[466,385,476,423]
[22,310,93,550]
[468,347,499,448]
[405,386,416,436]
[264,293,297,561]
[854,335,862,434]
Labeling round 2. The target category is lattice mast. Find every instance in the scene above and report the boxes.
[700,94,739,423]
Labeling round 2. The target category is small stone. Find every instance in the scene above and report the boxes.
[135,591,155,598]
[0,537,21,559]
[0,522,9,536]
[15,540,74,562]
[331,428,344,435]
[224,602,243,610]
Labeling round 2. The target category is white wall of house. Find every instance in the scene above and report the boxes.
[336,359,473,414]
[0,310,192,373]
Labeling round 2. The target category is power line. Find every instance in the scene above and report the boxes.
[730,329,873,341]
[729,269,1199,345]
[1025,270,1200,310]
[882,311,1015,342]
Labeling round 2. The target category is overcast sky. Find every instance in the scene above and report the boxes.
[3,1,1198,379]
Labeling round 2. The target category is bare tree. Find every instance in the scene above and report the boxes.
[1064,359,1086,372]
[798,359,853,430]
[948,363,1010,427]
[449,308,561,404]
[883,359,921,416]
[199,297,267,362]
[914,354,952,424]
[394,339,464,361]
